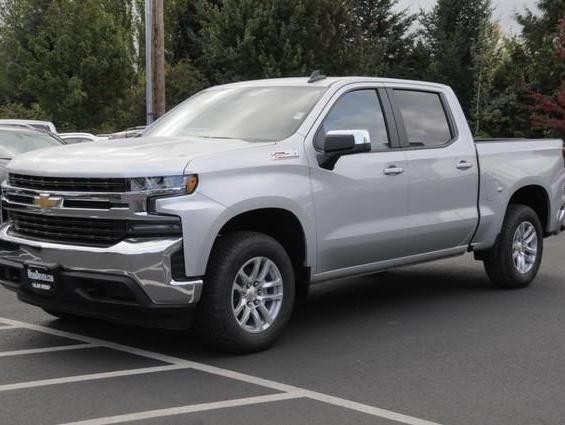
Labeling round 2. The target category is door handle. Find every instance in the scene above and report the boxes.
[383,166,405,176]
[456,161,473,170]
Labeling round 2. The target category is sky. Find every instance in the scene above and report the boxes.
[396,0,539,33]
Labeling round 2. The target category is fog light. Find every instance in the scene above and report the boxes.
[127,220,182,237]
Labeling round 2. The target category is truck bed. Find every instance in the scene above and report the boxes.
[471,138,565,251]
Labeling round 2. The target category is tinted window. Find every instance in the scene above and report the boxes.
[394,90,452,147]
[144,86,326,142]
[64,137,90,144]
[318,90,389,150]
[30,124,51,132]
[0,130,62,158]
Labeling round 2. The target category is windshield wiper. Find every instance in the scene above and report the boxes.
[195,135,238,140]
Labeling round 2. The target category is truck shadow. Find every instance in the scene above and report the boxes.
[41,260,510,359]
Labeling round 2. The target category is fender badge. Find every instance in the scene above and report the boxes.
[271,151,300,160]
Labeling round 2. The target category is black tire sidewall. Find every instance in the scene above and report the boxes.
[497,205,543,286]
[198,232,295,352]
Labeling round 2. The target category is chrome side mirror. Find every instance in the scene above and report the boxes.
[318,129,371,170]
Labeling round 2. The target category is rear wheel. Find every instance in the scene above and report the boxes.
[196,231,295,353]
[483,204,543,289]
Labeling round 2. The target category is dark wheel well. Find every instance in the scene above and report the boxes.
[217,208,309,301]
[508,185,549,235]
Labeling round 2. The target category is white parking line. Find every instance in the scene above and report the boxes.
[0,317,442,425]
[0,324,19,330]
[0,343,97,358]
[0,364,189,393]
[60,392,304,425]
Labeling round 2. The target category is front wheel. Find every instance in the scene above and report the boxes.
[483,204,543,289]
[195,231,295,353]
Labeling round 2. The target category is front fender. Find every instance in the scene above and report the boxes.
[156,193,316,278]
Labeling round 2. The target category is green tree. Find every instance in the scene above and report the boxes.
[0,0,140,132]
[164,0,220,65]
[162,0,212,108]
[166,60,208,108]
[351,0,417,78]
[420,0,494,121]
[481,0,564,137]
[471,21,503,135]
[518,0,565,94]
[480,37,534,137]
[198,0,364,84]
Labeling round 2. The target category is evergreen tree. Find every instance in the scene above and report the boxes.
[479,37,534,137]
[198,0,364,84]
[350,0,417,78]
[164,0,220,65]
[420,0,494,120]
[471,21,503,135]
[518,0,565,94]
[163,0,212,107]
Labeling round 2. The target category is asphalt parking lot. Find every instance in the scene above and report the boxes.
[0,234,564,425]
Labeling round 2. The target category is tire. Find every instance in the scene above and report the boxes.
[483,204,543,289]
[195,231,295,353]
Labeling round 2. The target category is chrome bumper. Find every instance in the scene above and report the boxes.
[0,224,202,305]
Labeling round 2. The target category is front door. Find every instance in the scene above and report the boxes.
[309,88,409,274]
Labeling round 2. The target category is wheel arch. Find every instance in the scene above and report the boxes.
[507,184,550,235]
[210,207,312,301]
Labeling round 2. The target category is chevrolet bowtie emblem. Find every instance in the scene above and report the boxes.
[33,193,62,209]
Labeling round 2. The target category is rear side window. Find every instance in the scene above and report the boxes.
[317,90,390,151]
[393,90,452,147]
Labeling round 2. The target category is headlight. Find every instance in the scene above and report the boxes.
[128,174,198,194]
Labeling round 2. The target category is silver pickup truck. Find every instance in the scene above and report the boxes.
[0,76,564,353]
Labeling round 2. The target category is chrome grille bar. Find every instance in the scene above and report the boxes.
[8,174,128,193]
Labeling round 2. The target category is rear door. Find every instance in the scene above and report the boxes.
[386,87,479,255]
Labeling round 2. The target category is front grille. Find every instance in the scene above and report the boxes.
[8,211,127,246]
[8,174,128,193]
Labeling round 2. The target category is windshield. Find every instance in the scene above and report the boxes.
[0,130,62,159]
[144,86,326,142]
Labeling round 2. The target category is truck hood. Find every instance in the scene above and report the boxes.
[7,136,273,177]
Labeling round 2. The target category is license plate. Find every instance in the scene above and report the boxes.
[25,265,57,293]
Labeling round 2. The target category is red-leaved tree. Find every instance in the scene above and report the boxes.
[531,17,565,137]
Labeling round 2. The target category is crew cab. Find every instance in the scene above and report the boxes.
[0,76,563,353]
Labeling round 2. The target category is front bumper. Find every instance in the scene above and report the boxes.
[0,224,202,328]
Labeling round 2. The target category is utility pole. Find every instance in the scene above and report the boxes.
[144,0,165,125]
[144,0,153,125]
[152,0,166,119]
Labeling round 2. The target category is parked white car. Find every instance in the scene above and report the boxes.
[0,119,57,134]
[0,125,65,182]
[58,133,107,144]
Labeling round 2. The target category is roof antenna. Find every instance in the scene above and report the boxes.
[308,70,327,83]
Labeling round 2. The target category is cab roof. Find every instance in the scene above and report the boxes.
[213,76,451,91]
